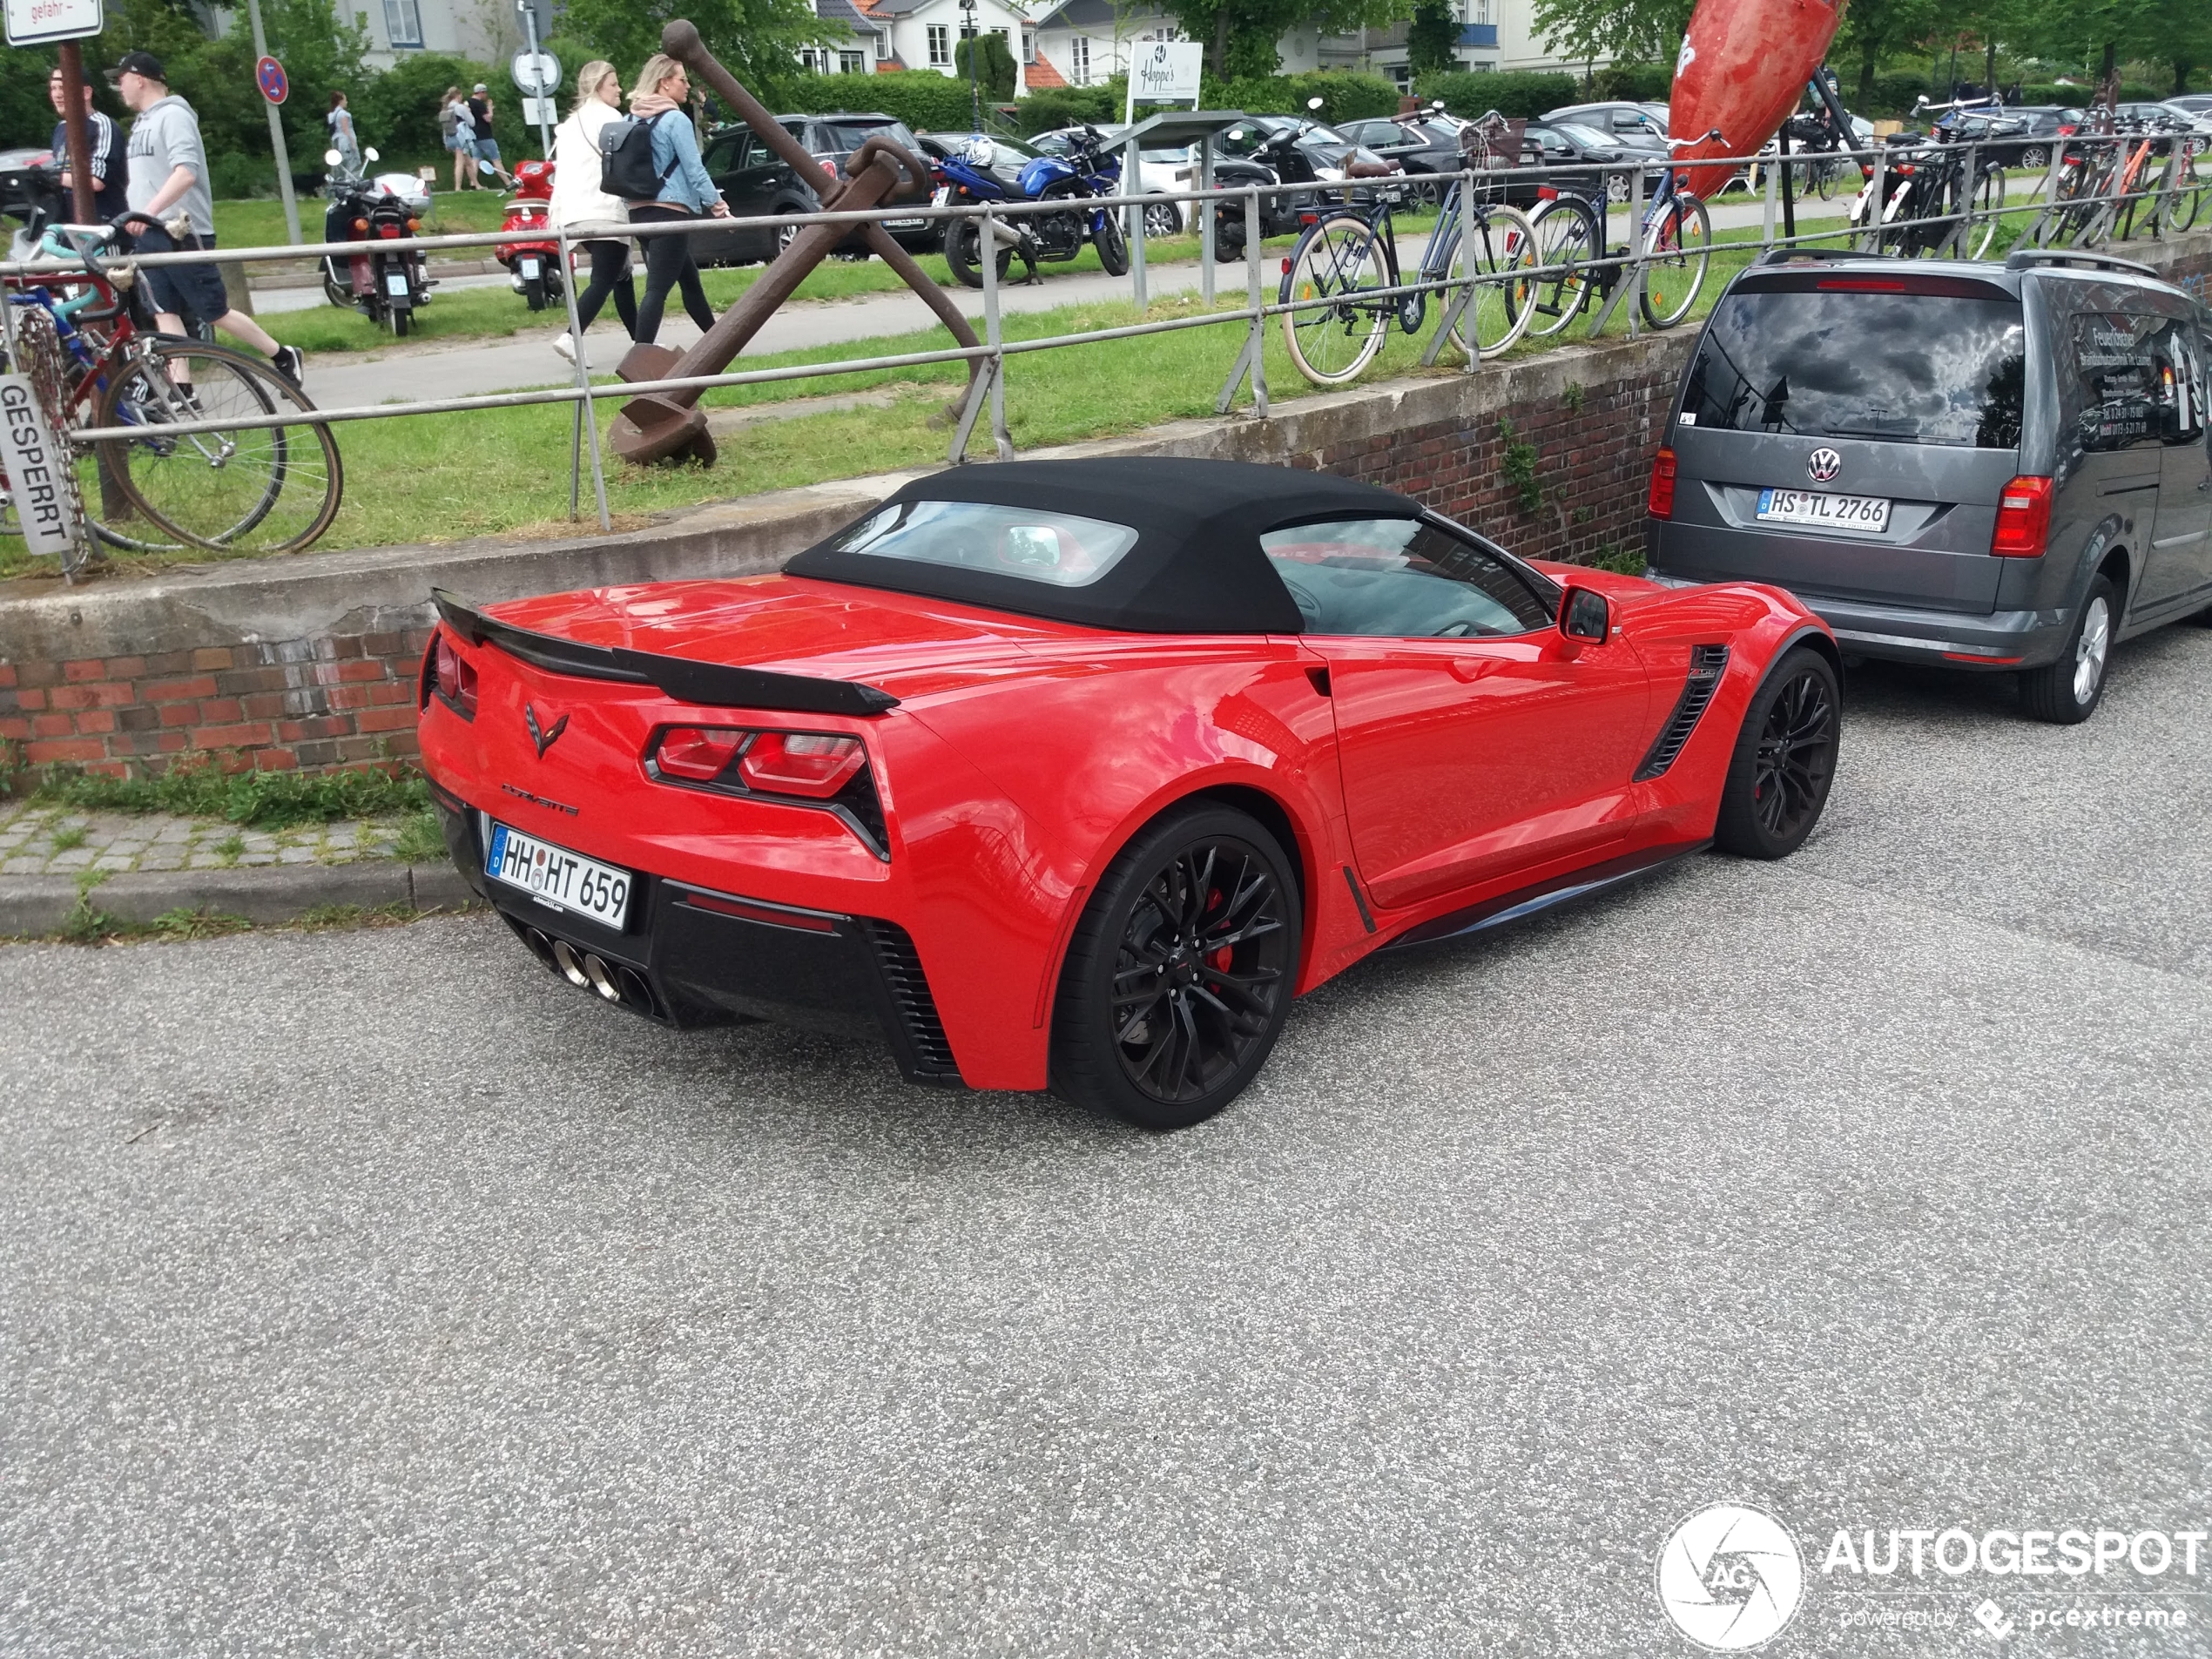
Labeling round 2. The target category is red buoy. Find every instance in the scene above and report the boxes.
[1668,0,1844,201]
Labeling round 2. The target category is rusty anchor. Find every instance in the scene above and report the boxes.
[608,20,984,467]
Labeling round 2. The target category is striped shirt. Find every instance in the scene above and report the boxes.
[50,109,125,219]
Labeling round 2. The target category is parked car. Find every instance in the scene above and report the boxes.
[1519,121,1664,204]
[1335,117,1462,199]
[420,457,1841,1130]
[694,111,936,266]
[1645,249,2212,724]
[1541,101,1671,152]
[1996,105,2087,169]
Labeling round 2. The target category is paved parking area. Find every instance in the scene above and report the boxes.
[3,624,2209,1656]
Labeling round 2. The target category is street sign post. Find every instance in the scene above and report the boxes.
[512,29,561,160]
[244,0,302,244]
[1123,40,1203,124]
[3,0,101,45]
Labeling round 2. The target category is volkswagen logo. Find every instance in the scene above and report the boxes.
[1807,448,1843,483]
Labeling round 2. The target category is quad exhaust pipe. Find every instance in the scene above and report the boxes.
[521,926,653,1011]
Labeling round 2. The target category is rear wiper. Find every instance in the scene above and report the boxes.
[1822,425,1928,444]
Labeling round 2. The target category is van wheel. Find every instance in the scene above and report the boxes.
[1049,805,1299,1131]
[2020,577,2114,724]
[1713,647,1840,860]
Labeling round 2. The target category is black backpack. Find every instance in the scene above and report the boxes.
[599,111,678,202]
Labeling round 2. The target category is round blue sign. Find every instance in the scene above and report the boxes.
[255,55,287,105]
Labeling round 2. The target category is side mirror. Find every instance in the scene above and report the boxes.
[364,146,381,163]
[1560,587,1609,643]
[323,147,342,166]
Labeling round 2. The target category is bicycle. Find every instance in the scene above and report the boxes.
[3,206,343,561]
[1638,131,1717,329]
[1854,100,2007,260]
[1277,111,1539,387]
[1523,185,1602,341]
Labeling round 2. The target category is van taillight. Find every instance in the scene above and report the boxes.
[1647,446,1677,519]
[1991,475,2054,557]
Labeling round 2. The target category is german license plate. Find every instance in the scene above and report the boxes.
[483,818,631,928]
[1757,488,1892,535]
[385,270,410,297]
[519,255,541,278]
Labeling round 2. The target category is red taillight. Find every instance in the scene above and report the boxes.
[738,732,866,799]
[1648,446,1678,519]
[379,222,401,238]
[432,631,477,717]
[1298,212,1318,226]
[655,726,745,781]
[1281,257,1293,274]
[1818,277,1909,292]
[1991,475,2054,557]
[1536,185,1558,199]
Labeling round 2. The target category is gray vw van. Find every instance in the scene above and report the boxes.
[1645,249,2212,722]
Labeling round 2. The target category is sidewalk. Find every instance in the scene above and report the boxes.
[0,801,474,937]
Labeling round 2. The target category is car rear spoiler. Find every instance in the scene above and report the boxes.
[430,590,900,716]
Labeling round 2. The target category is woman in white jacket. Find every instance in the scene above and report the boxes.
[549,60,637,364]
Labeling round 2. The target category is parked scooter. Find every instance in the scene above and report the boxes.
[320,145,434,336]
[1211,98,1375,262]
[934,129,1127,288]
[496,158,566,311]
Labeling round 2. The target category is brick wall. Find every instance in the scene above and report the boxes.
[2,631,435,776]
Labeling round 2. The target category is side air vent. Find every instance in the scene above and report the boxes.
[1634,644,1730,781]
[866,921,962,1082]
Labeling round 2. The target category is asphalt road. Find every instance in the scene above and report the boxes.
[4,624,2210,1656]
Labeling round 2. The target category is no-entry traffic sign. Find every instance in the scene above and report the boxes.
[256,54,288,105]
[3,0,102,46]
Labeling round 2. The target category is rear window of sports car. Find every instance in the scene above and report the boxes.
[826,500,1141,588]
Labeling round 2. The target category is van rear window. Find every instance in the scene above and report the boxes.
[1683,285,2027,448]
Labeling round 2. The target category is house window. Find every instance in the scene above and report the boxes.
[840,49,865,72]
[382,0,422,48]
[1069,36,1090,84]
[1473,0,1490,20]
[1022,30,1035,63]
[799,47,824,71]
[927,24,950,64]
[874,33,888,58]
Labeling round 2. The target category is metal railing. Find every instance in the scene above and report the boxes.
[1,126,2202,563]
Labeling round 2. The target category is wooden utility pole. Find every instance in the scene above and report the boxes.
[57,41,96,226]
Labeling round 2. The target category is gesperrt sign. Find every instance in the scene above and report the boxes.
[3,0,102,46]
[0,374,82,561]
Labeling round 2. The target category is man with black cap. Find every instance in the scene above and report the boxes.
[47,67,125,221]
[111,50,305,387]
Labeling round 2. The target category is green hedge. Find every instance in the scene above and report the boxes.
[1417,69,1579,120]
[777,69,988,132]
[1013,82,1124,135]
[1858,73,2168,118]
[1205,71,1401,124]
[1587,62,1672,103]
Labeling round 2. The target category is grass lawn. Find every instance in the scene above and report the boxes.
[0,198,2092,584]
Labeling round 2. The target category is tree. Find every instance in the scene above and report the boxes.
[1406,0,1460,79]
[558,0,831,105]
[1833,0,1943,105]
[1528,0,1691,71]
[954,30,1018,100]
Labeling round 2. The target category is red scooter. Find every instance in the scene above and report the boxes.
[496,159,567,311]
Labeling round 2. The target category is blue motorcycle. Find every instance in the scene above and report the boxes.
[935,128,1128,288]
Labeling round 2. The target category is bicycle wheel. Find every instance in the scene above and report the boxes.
[1966,165,2006,259]
[1640,192,1711,330]
[1443,204,1539,361]
[1279,215,1390,387]
[94,339,343,556]
[2169,155,2204,233]
[1525,194,1598,341]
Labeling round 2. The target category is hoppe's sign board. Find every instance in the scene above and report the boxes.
[3,0,100,44]
[1130,41,1203,105]
[0,375,82,561]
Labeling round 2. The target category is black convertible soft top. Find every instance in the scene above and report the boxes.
[785,457,1416,634]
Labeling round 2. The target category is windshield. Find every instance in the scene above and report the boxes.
[1682,280,2027,448]
[827,500,1140,588]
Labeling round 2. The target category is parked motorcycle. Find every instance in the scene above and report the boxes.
[934,129,1127,289]
[496,158,565,312]
[1211,98,1388,262]
[320,145,433,336]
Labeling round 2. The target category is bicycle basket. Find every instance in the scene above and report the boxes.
[1460,116,1525,201]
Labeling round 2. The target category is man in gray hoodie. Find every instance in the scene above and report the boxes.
[111,51,304,387]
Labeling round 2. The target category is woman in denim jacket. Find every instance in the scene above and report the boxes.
[624,55,730,345]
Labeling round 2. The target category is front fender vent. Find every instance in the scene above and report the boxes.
[864,921,962,1083]
[1634,644,1730,781]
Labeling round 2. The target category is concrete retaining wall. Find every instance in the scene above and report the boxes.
[5,228,2209,777]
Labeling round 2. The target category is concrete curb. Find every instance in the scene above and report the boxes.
[0,860,480,938]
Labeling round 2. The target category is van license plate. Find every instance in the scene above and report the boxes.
[1757,488,1891,535]
[484,818,631,929]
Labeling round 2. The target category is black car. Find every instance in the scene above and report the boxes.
[1519,121,1662,204]
[693,111,936,266]
[1541,101,1670,152]
[1335,117,1460,198]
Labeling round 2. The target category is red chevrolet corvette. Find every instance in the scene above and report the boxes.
[419,458,1840,1129]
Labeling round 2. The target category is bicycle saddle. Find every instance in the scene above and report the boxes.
[1345,159,1395,179]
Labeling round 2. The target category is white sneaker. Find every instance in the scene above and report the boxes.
[552,332,577,365]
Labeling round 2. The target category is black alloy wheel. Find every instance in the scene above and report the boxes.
[1714,647,1841,859]
[1051,806,1300,1130]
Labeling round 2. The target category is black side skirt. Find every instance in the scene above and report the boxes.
[1384,840,1709,950]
